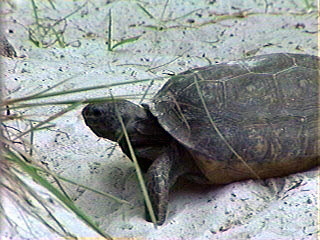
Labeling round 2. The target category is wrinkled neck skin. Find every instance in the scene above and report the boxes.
[119,106,203,183]
[117,105,173,172]
[83,101,201,178]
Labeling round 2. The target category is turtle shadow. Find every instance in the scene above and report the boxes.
[168,178,224,219]
[165,167,319,225]
[172,177,222,197]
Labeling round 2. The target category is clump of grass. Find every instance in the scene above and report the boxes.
[302,0,317,11]
[0,75,164,237]
[1,89,110,238]
[28,0,86,47]
[106,9,141,51]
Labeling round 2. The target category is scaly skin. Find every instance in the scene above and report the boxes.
[82,100,200,224]
[82,53,319,225]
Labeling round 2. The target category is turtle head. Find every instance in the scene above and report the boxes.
[82,100,148,142]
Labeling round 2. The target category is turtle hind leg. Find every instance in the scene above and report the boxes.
[145,141,194,225]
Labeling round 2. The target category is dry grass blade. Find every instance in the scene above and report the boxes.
[12,102,81,141]
[193,72,261,180]
[115,106,158,226]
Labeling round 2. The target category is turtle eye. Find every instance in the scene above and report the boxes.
[92,108,102,117]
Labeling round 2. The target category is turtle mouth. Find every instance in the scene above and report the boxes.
[82,115,100,129]
[83,118,118,140]
[83,114,99,126]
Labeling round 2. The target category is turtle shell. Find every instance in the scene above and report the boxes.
[151,53,319,184]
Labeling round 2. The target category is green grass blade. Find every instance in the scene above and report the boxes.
[3,77,159,105]
[111,35,141,50]
[115,106,157,226]
[136,3,154,19]
[107,9,112,51]
[4,149,112,239]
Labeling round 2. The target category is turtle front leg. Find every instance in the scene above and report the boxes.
[145,151,171,225]
[145,142,192,225]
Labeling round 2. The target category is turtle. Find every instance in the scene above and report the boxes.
[82,53,319,225]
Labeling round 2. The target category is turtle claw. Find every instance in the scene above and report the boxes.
[145,202,166,225]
